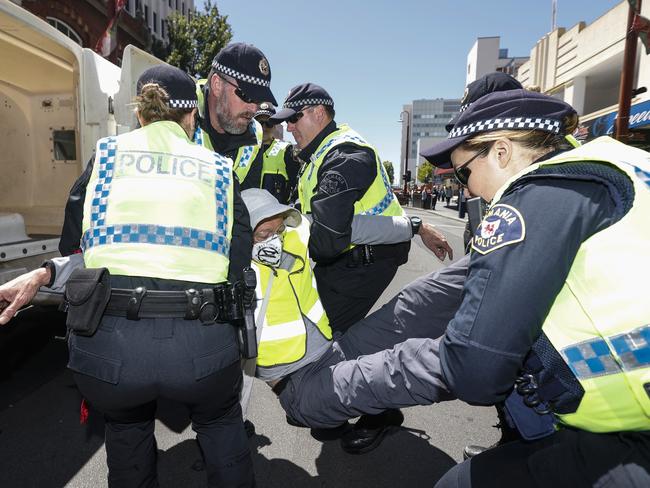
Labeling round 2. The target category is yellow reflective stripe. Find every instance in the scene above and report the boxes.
[259,319,305,342]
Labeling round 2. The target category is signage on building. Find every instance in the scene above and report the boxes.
[581,99,650,139]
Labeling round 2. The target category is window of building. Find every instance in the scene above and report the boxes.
[145,4,149,25]
[176,0,179,9]
[153,12,158,33]
[161,19,166,38]
[182,2,185,14]
[46,17,82,45]
[169,0,172,6]
[125,0,131,13]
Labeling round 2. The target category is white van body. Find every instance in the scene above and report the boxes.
[0,0,164,284]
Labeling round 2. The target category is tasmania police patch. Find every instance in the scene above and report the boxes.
[471,204,525,255]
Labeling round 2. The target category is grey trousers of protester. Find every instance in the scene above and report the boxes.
[278,255,469,429]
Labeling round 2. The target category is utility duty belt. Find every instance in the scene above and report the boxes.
[344,242,410,268]
[64,267,258,358]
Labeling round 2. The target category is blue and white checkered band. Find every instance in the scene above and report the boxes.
[561,324,650,380]
[212,62,270,87]
[238,145,255,169]
[459,103,470,113]
[283,98,334,109]
[448,117,561,139]
[82,139,232,257]
[255,109,274,118]
[633,166,650,189]
[169,99,198,109]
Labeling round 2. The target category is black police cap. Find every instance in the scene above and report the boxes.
[137,64,198,109]
[270,83,334,123]
[445,72,523,132]
[254,102,276,120]
[421,89,577,168]
[211,42,277,106]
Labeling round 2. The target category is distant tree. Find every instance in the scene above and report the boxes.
[418,160,434,184]
[382,160,395,184]
[165,1,232,77]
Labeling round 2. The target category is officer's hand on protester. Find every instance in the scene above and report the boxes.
[0,268,50,325]
[417,223,454,261]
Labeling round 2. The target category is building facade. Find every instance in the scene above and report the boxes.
[13,0,194,65]
[516,1,650,144]
[124,0,194,44]
[466,36,529,85]
[400,98,461,184]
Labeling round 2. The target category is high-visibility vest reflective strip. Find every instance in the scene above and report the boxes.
[260,319,305,342]
[561,324,650,379]
[298,125,403,218]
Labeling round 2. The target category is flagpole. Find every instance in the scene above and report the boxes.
[616,0,642,141]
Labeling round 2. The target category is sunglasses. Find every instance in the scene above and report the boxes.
[454,144,491,186]
[286,106,316,124]
[261,120,275,129]
[220,76,257,104]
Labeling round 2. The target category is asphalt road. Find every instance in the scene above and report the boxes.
[0,206,499,488]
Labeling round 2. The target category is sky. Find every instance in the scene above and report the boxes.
[198,0,622,180]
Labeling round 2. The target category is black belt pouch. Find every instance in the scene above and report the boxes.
[65,267,112,336]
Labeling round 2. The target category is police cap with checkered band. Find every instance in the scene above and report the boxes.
[137,64,198,109]
[254,102,276,120]
[420,89,577,168]
[269,83,334,123]
[445,72,523,132]
[211,42,277,106]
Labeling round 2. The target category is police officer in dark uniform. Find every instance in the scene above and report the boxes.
[282,89,650,487]
[269,83,434,333]
[1,65,256,488]
[249,103,300,203]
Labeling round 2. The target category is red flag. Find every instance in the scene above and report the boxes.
[632,13,650,55]
[95,0,127,57]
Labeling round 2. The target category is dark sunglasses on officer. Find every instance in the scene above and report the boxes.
[220,75,258,104]
[454,143,493,186]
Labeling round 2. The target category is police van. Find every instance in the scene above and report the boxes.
[0,0,165,288]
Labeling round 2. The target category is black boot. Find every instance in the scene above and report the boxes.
[462,404,521,460]
[340,409,404,455]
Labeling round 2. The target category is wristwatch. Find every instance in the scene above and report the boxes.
[40,260,56,288]
[409,216,422,237]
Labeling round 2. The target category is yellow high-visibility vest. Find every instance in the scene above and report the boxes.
[82,121,233,283]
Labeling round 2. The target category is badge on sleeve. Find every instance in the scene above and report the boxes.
[318,171,348,195]
[471,204,525,255]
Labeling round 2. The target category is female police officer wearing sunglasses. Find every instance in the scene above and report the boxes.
[0,65,255,488]
[278,88,650,487]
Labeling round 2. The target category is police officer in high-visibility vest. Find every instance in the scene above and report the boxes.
[269,83,452,333]
[194,42,277,190]
[268,83,453,454]
[248,103,300,203]
[280,89,650,487]
[0,65,255,488]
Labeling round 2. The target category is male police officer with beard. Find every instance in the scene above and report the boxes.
[194,43,278,190]
[59,42,276,257]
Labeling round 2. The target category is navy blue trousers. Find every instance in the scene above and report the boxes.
[68,316,254,488]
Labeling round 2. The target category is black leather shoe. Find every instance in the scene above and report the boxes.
[340,409,404,455]
[310,422,351,441]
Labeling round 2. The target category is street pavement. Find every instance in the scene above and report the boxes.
[0,204,499,488]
